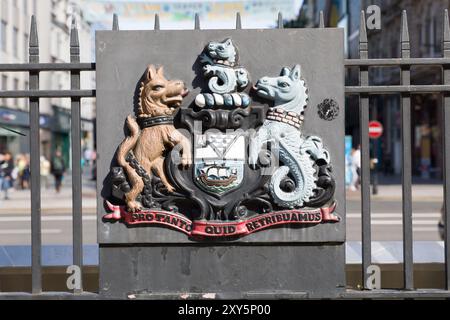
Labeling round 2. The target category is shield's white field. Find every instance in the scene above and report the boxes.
[194,133,245,194]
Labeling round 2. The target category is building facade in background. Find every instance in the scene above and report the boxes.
[80,0,303,30]
[0,0,95,168]
[358,0,450,180]
[300,0,450,181]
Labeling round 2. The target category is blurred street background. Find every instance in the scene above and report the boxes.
[0,175,444,244]
[0,0,448,246]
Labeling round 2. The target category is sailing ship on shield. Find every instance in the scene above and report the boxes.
[194,132,245,195]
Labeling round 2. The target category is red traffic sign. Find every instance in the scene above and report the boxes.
[369,121,383,139]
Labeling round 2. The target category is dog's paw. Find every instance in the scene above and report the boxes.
[166,184,176,193]
[127,201,142,213]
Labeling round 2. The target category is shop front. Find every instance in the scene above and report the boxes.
[51,106,71,169]
[0,107,30,155]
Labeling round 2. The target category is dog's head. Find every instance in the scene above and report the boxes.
[138,65,189,117]
[254,65,307,112]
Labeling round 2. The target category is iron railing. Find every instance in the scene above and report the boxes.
[344,10,450,296]
[0,10,450,299]
[0,15,96,297]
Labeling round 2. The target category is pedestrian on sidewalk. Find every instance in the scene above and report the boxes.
[51,150,66,193]
[40,155,51,189]
[349,145,361,191]
[16,154,30,189]
[22,154,30,189]
[0,151,15,200]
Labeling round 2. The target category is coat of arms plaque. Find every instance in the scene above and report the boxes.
[102,37,340,239]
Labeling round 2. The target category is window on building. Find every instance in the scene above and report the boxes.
[1,75,7,106]
[23,0,28,15]
[433,17,439,55]
[56,32,61,57]
[1,76,6,90]
[24,80,29,110]
[1,1,8,16]
[13,27,19,57]
[13,78,19,107]
[426,18,432,55]
[1,20,7,52]
[24,33,28,62]
[418,23,423,48]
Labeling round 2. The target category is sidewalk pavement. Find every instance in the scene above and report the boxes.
[346,184,444,202]
[0,178,97,214]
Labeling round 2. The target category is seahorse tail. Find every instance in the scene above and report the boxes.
[269,151,316,209]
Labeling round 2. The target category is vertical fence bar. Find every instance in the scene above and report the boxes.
[443,9,450,291]
[319,11,325,28]
[194,13,200,30]
[112,13,119,31]
[70,17,83,293]
[29,15,42,294]
[236,12,242,29]
[359,11,372,290]
[154,14,160,30]
[400,10,414,290]
[277,12,283,29]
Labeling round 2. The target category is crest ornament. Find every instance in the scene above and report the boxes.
[104,39,340,238]
[195,38,250,108]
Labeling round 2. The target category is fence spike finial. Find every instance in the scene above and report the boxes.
[401,10,410,43]
[236,12,242,29]
[445,10,450,40]
[194,13,200,30]
[154,13,160,30]
[401,10,410,58]
[359,11,367,59]
[278,12,283,29]
[112,13,119,31]
[359,10,367,44]
[29,15,39,48]
[444,10,450,57]
[70,16,79,47]
[319,11,325,28]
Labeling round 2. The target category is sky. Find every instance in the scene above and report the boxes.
[79,0,304,30]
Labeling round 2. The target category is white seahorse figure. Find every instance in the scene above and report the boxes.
[249,65,331,208]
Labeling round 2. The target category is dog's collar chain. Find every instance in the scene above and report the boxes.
[137,116,174,129]
[266,108,304,130]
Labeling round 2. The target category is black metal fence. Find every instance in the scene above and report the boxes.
[0,15,95,298]
[0,10,450,299]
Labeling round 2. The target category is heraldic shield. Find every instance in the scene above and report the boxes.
[101,35,343,240]
[194,132,245,195]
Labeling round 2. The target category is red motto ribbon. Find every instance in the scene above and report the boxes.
[104,201,340,238]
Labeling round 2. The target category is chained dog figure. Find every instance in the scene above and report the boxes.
[116,65,192,212]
